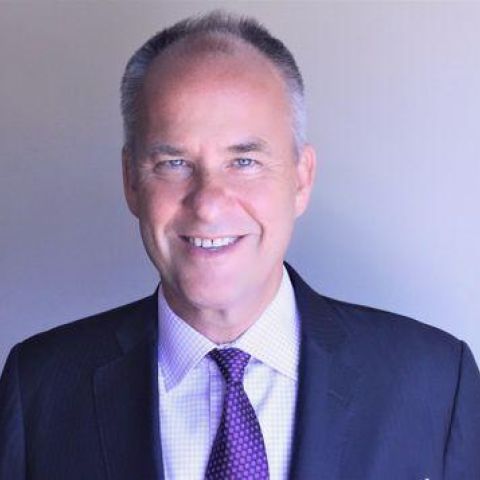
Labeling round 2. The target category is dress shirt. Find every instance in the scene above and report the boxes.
[157,266,300,480]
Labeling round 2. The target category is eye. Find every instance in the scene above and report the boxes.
[153,158,193,179]
[153,158,188,170]
[232,157,259,169]
[166,159,186,168]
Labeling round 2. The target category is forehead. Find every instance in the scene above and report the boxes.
[134,36,296,155]
[141,36,290,115]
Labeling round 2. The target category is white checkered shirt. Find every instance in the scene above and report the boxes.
[157,266,300,480]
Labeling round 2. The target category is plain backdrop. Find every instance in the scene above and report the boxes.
[1,1,479,369]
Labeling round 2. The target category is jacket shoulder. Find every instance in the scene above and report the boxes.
[320,294,464,371]
[286,262,464,366]
[12,295,155,381]
[22,296,150,345]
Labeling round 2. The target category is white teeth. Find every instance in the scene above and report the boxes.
[188,236,238,249]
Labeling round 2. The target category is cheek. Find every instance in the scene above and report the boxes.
[138,183,179,225]
[136,194,177,257]
[241,180,297,232]
[137,192,177,264]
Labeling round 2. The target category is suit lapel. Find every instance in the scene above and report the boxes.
[94,293,164,480]
[286,264,365,479]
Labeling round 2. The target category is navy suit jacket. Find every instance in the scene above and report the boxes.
[1,265,480,479]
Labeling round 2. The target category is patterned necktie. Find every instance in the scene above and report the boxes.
[205,348,269,480]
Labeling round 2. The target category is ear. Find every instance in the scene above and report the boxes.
[122,147,140,218]
[294,143,316,217]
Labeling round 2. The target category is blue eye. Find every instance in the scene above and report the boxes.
[154,159,188,170]
[153,158,193,179]
[233,158,258,168]
[166,159,186,168]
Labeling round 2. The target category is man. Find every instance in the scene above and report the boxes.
[1,11,479,480]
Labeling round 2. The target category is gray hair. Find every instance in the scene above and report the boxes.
[120,11,307,157]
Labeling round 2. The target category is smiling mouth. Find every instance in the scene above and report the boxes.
[181,235,242,250]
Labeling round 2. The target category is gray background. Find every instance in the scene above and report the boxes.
[1,1,479,369]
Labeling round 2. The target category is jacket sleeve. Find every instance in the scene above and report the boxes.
[0,345,26,479]
[443,341,480,479]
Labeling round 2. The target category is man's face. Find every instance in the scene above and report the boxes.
[124,47,315,319]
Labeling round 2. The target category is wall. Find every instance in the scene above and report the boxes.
[1,1,479,367]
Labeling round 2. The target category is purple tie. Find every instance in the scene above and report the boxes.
[205,348,269,480]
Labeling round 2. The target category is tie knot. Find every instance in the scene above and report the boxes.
[209,348,250,384]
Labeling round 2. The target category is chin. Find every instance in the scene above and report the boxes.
[179,279,241,311]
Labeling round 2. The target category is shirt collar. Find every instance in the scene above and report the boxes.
[158,266,300,391]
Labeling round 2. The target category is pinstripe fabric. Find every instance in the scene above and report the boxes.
[157,267,300,480]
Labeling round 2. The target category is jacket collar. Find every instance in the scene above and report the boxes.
[94,292,164,480]
[286,263,365,479]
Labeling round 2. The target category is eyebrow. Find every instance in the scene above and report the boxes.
[145,138,271,157]
[227,139,271,155]
[146,144,186,157]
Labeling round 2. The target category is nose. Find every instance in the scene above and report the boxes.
[183,171,232,223]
